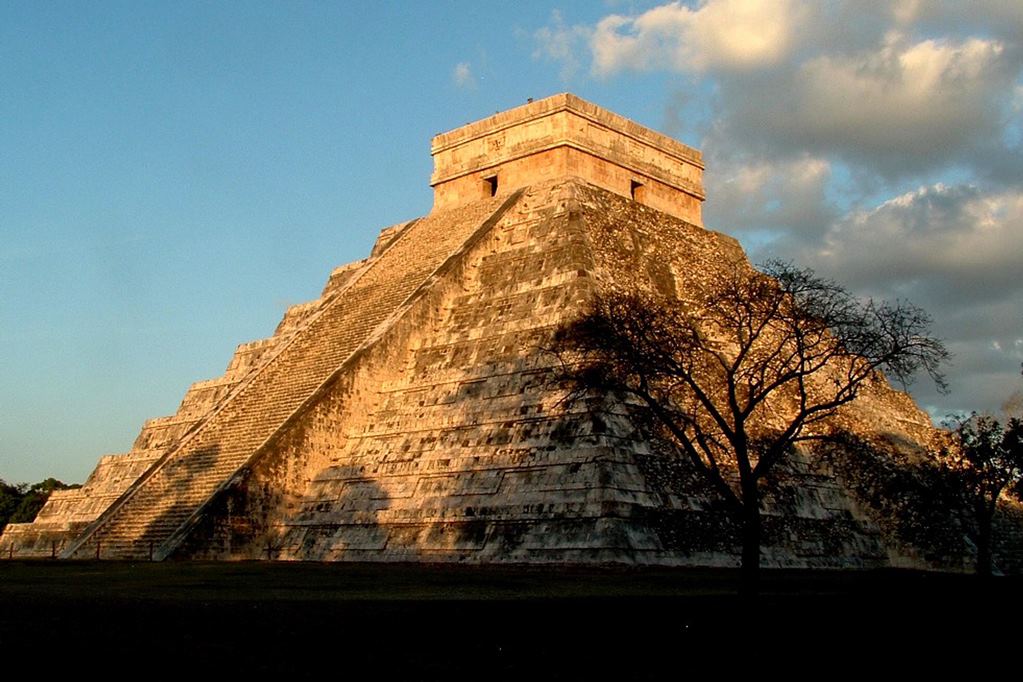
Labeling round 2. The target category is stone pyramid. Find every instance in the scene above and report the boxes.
[2,94,941,567]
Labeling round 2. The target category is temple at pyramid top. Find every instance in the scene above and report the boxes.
[430,93,705,225]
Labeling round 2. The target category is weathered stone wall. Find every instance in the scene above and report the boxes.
[1,449,162,557]
[184,182,670,562]
[56,191,519,560]
[0,223,402,557]
[564,147,703,225]
[431,93,704,225]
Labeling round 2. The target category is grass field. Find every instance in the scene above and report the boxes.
[1,561,1018,677]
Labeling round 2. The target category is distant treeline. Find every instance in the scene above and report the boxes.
[0,478,81,532]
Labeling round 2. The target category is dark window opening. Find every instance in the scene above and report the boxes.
[484,175,498,197]
[630,180,645,202]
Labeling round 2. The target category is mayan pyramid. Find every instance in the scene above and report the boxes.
[2,94,948,567]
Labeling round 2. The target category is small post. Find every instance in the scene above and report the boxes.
[265,540,273,561]
[51,541,57,560]
[7,545,12,560]
[149,541,154,561]
[95,539,101,561]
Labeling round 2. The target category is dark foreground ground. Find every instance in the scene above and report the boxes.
[1,561,1019,678]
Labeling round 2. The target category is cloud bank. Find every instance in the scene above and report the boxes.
[452,62,475,89]
[536,0,1023,416]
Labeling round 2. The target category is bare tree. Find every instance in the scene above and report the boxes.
[553,260,948,592]
[937,413,1023,576]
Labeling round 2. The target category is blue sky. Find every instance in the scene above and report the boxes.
[3,1,1022,484]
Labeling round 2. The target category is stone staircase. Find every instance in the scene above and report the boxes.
[63,192,522,559]
[232,181,667,561]
[0,231,393,558]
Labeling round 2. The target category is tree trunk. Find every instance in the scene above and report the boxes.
[976,512,993,577]
[739,487,761,599]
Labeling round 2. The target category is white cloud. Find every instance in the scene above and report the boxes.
[536,2,1023,177]
[590,0,804,76]
[452,62,475,89]
[771,34,1014,170]
[892,0,924,25]
[705,154,835,237]
[531,2,1023,414]
[801,184,1023,299]
[904,0,1023,41]
[533,10,593,80]
[774,184,1023,414]
[707,29,1022,178]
